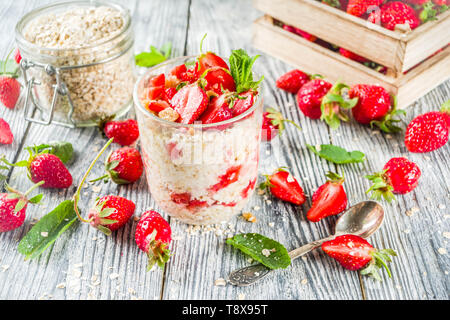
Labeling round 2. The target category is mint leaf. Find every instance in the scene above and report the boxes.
[135,42,172,67]
[18,200,78,260]
[29,141,74,164]
[226,233,291,269]
[229,49,263,93]
[307,144,365,164]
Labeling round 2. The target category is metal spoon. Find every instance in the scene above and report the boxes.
[228,200,385,286]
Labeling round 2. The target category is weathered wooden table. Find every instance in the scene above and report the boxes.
[0,0,449,300]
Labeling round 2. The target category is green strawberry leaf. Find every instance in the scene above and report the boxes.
[226,233,291,269]
[17,200,79,260]
[0,59,19,77]
[307,144,365,164]
[135,42,172,67]
[228,49,264,93]
[28,141,74,164]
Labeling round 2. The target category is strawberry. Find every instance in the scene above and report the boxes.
[261,107,301,141]
[196,52,229,76]
[366,157,421,202]
[296,79,332,119]
[164,87,177,102]
[0,76,20,109]
[339,48,369,63]
[103,119,139,146]
[14,49,22,65]
[170,83,208,124]
[0,182,43,232]
[199,93,233,124]
[230,90,255,116]
[0,118,14,144]
[307,172,347,222]
[88,195,136,235]
[320,82,359,129]
[28,153,73,189]
[149,73,165,87]
[276,69,311,94]
[347,0,384,17]
[145,100,171,113]
[170,64,188,80]
[322,234,396,281]
[322,0,349,10]
[146,86,165,100]
[282,25,317,42]
[260,168,306,205]
[404,103,450,153]
[202,67,236,95]
[349,84,405,132]
[368,2,421,31]
[135,210,172,270]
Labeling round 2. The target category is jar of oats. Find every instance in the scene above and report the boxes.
[15,1,135,127]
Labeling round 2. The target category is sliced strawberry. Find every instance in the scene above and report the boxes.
[209,165,241,193]
[230,90,255,117]
[170,64,187,79]
[200,94,233,124]
[170,83,208,124]
[164,87,177,102]
[0,118,14,144]
[149,73,165,87]
[260,168,306,205]
[145,100,170,113]
[171,192,191,205]
[202,67,236,95]
[146,86,165,100]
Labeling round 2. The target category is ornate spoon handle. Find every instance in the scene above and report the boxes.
[228,236,335,286]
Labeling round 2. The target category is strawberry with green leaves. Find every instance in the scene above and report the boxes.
[135,210,172,270]
[262,108,301,141]
[320,82,359,129]
[0,182,43,232]
[0,54,21,110]
[307,172,347,222]
[368,2,421,31]
[88,195,136,235]
[102,119,139,146]
[296,79,332,120]
[260,168,306,205]
[322,234,397,281]
[366,157,421,202]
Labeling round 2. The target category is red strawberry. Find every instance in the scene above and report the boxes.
[135,210,172,270]
[170,83,208,124]
[282,25,317,42]
[149,73,165,87]
[103,119,139,146]
[403,0,430,5]
[199,93,233,124]
[347,0,384,17]
[366,157,421,202]
[260,168,306,205]
[339,48,369,63]
[164,87,177,102]
[209,165,242,193]
[88,195,136,235]
[146,86,165,100]
[28,153,72,189]
[262,108,301,141]
[145,100,171,113]
[307,172,347,222]
[93,147,143,185]
[170,64,187,80]
[14,49,22,65]
[320,82,359,129]
[349,84,405,132]
[230,90,255,117]
[202,67,236,95]
[296,79,332,119]
[196,52,229,76]
[0,76,20,109]
[0,118,14,144]
[276,69,311,94]
[0,183,43,232]
[368,2,421,31]
[322,234,396,280]
[404,103,450,153]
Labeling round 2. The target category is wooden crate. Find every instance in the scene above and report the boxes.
[253,0,450,74]
[252,13,450,108]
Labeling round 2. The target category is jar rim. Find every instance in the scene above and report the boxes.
[133,56,263,129]
[15,0,132,54]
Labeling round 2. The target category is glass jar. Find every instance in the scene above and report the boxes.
[134,56,263,225]
[15,0,135,127]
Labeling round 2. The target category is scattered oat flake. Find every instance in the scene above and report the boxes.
[268,222,275,228]
[214,278,227,286]
[56,283,66,289]
[405,207,419,216]
[261,248,271,257]
[92,185,102,193]
[238,293,245,300]
[109,273,120,280]
[438,204,446,210]
[253,206,261,211]
[437,248,447,255]
[257,189,265,195]
[443,232,450,239]
[1,265,10,272]
[41,231,49,237]
[242,212,257,223]
[301,279,308,285]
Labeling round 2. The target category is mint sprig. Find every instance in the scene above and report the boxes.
[307,144,365,164]
[18,200,79,260]
[228,49,264,93]
[226,233,291,269]
[135,42,172,67]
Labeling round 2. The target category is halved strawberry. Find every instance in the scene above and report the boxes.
[202,67,236,95]
[200,93,233,124]
[260,168,306,205]
[164,87,177,102]
[170,83,208,124]
[230,90,255,116]
[196,52,229,76]
[0,118,14,144]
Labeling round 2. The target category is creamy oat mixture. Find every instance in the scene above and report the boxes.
[20,5,134,124]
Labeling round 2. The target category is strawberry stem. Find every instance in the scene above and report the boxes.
[73,138,114,223]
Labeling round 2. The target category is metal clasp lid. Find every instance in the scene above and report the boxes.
[20,59,76,128]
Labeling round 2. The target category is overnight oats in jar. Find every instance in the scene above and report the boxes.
[134,50,263,224]
[15,1,135,127]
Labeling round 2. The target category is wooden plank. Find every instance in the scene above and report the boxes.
[0,0,190,300]
[162,0,364,300]
[253,0,402,69]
